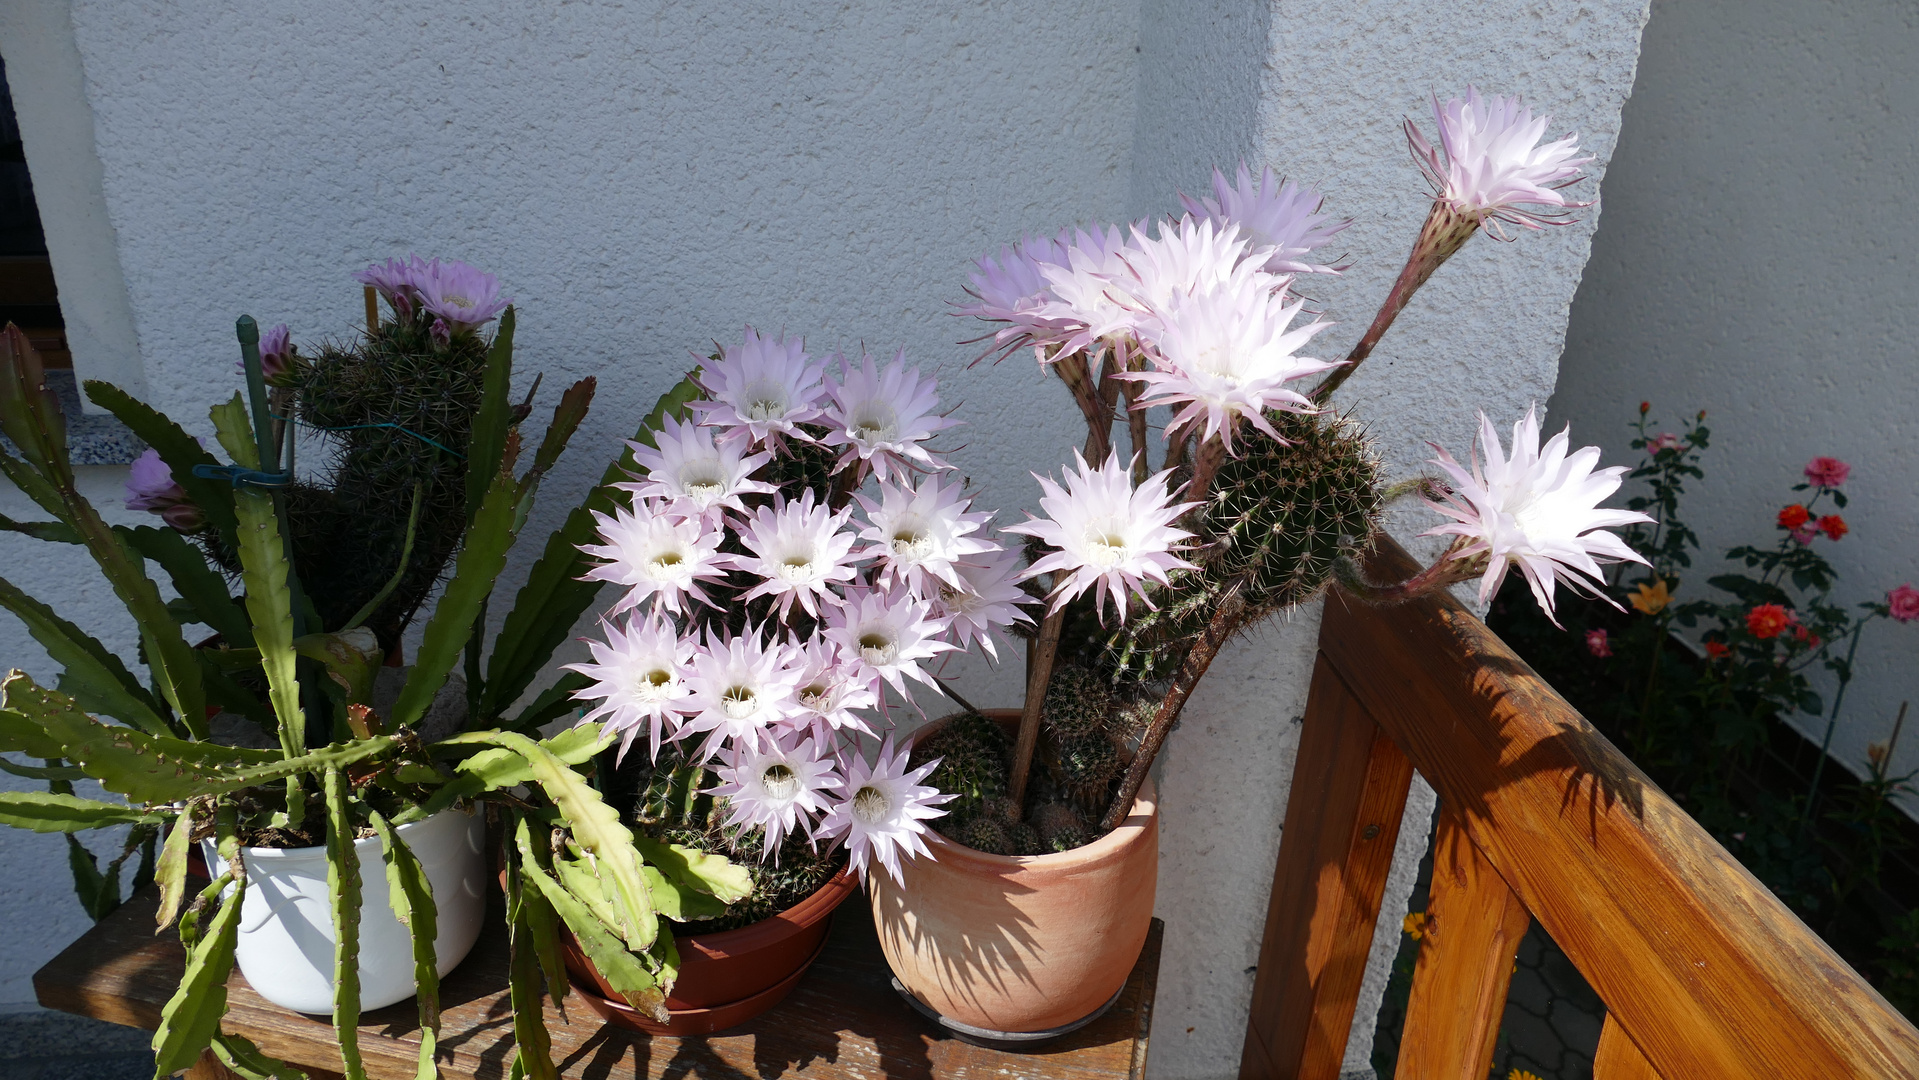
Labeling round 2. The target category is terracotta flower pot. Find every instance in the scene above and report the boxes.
[871,709,1158,1035]
[561,865,858,1035]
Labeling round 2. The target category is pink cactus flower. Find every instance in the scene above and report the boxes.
[125,446,204,533]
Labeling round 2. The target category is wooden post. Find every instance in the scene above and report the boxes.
[1238,653,1415,1080]
[1391,809,1530,1080]
[1594,1016,1663,1080]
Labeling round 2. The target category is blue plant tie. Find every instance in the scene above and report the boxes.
[191,463,293,489]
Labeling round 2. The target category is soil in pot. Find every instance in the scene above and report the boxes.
[873,708,1159,1036]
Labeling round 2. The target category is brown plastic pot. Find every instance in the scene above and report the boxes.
[870,709,1159,1034]
[560,865,858,1034]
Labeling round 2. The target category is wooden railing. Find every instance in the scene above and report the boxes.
[1238,540,1919,1079]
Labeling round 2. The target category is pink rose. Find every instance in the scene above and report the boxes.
[1890,584,1919,624]
[1585,629,1612,658]
[1804,456,1851,489]
[1648,432,1680,453]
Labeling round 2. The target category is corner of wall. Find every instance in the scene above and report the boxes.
[0,0,148,410]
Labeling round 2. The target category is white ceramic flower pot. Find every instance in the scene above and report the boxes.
[204,806,487,1014]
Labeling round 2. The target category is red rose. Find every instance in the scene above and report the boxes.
[1704,640,1730,660]
[1818,515,1848,540]
[1777,504,1810,530]
[1746,604,1791,639]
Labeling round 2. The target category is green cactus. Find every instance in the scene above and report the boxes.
[910,711,1010,826]
[1031,801,1092,853]
[1206,409,1382,612]
[1042,663,1114,738]
[276,313,495,651]
[1010,822,1044,857]
[1098,410,1381,685]
[956,815,1015,856]
[1053,732,1121,818]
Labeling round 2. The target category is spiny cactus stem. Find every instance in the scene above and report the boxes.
[1100,575,1250,832]
[1312,199,1479,405]
[1010,605,1067,806]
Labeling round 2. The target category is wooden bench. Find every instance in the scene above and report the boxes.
[35,886,1161,1079]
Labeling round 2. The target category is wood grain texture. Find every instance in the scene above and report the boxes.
[1315,537,1919,1079]
[1391,809,1530,1080]
[36,887,1161,1080]
[1238,653,1416,1080]
[1594,1015,1662,1080]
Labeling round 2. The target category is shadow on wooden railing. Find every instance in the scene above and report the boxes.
[1238,538,1919,1080]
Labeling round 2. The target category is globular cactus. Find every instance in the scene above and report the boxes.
[1031,802,1092,853]
[912,711,1010,826]
[1099,410,1381,684]
[956,815,1015,856]
[1205,409,1382,613]
[1042,664,1113,738]
[1010,823,1044,857]
[1052,732,1121,819]
[759,424,841,504]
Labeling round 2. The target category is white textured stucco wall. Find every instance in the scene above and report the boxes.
[1130,2,1650,1076]
[0,0,1136,1008]
[0,2,1656,1076]
[1552,0,1919,808]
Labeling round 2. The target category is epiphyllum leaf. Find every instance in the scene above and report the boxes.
[1180,163,1351,276]
[1422,406,1651,625]
[1406,87,1593,233]
[1004,450,1198,623]
[816,737,953,886]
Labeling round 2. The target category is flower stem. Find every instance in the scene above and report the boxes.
[1330,541,1480,605]
[1055,350,1111,463]
[1100,576,1250,831]
[1799,616,1875,833]
[1182,433,1227,507]
[1312,201,1478,405]
[1009,605,1067,807]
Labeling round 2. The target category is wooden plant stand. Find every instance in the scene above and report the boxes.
[35,886,1161,1080]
